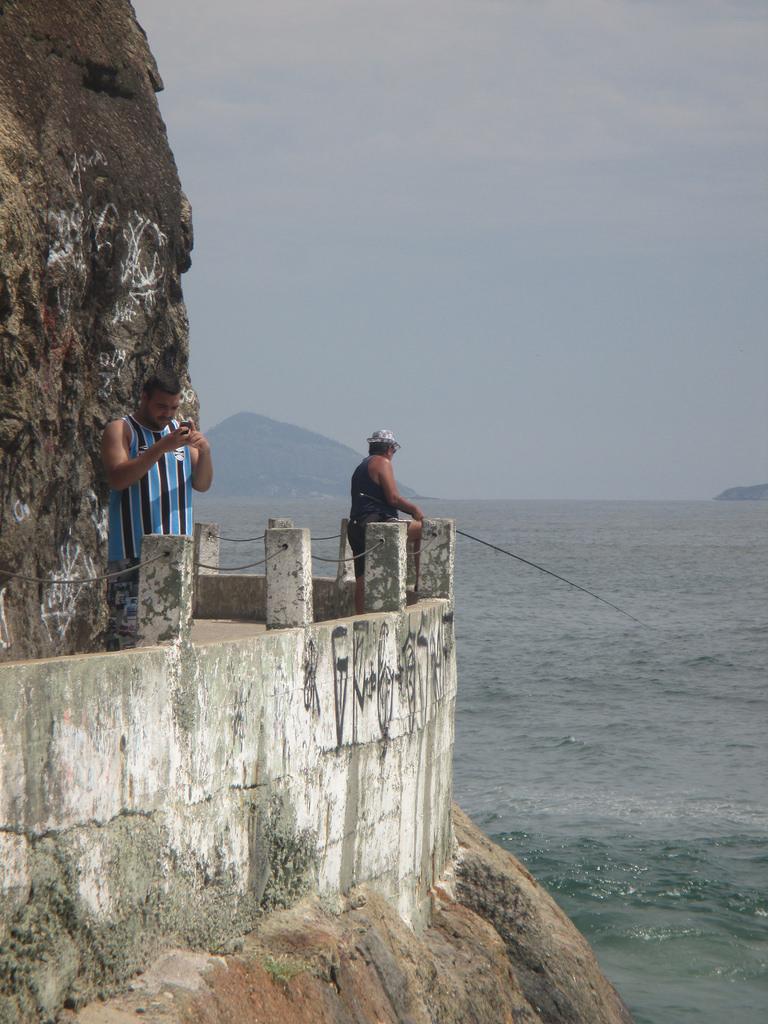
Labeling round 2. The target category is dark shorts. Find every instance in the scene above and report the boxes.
[106,559,140,650]
[347,514,397,578]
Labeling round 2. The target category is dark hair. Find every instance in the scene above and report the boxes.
[142,369,182,398]
[368,442,392,455]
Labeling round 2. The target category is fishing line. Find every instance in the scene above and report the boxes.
[354,492,649,626]
[456,529,650,628]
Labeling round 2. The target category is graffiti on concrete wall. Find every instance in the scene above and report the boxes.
[40,537,96,642]
[332,625,349,747]
[328,612,448,746]
[303,635,320,718]
[376,622,396,738]
[332,622,397,746]
[399,610,450,735]
[352,621,376,743]
[399,628,418,735]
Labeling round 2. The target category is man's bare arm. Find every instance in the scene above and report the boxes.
[373,457,424,521]
[101,420,189,491]
[186,425,213,492]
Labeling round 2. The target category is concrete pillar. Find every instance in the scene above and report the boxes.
[335,518,355,617]
[268,517,294,529]
[193,522,220,575]
[336,519,355,585]
[137,534,194,646]
[193,522,220,617]
[265,527,313,628]
[364,521,406,613]
[407,547,417,590]
[419,518,456,602]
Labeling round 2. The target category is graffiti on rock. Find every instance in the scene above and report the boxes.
[84,489,108,543]
[0,420,37,523]
[11,499,30,524]
[97,348,127,399]
[111,213,167,325]
[0,587,11,649]
[41,538,96,642]
[46,205,87,278]
[70,150,107,192]
[93,202,121,262]
[43,152,168,328]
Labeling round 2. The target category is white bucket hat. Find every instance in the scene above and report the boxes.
[366,429,400,450]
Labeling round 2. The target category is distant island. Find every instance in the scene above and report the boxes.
[206,411,417,498]
[714,483,768,501]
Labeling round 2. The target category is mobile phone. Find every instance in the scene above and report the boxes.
[179,419,192,434]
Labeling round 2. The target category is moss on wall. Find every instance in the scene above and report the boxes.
[0,793,318,1022]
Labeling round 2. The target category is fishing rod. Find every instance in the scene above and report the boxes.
[357,493,649,628]
[454,528,650,628]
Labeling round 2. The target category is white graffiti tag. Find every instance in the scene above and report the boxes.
[70,150,107,192]
[12,500,30,524]
[92,202,120,259]
[0,587,11,650]
[84,489,109,543]
[97,348,127,399]
[46,206,86,276]
[41,539,96,642]
[112,213,167,324]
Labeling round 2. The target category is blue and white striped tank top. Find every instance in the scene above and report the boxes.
[107,415,194,560]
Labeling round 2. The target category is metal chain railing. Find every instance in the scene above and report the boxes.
[1,527,440,585]
[0,551,170,586]
[311,539,385,564]
[196,543,288,573]
[218,532,341,543]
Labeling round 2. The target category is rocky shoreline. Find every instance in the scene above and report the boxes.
[70,807,633,1024]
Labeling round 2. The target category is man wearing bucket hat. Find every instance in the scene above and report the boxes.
[347,429,424,614]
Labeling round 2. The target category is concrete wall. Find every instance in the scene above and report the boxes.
[0,597,456,1020]
[194,573,356,622]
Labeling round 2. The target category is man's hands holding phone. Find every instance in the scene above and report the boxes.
[163,419,210,454]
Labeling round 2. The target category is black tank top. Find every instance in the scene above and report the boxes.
[350,457,399,520]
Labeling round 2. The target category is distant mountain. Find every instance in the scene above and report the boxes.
[714,483,768,501]
[206,412,416,498]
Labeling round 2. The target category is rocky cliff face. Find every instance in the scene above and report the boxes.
[0,0,194,661]
[69,808,634,1024]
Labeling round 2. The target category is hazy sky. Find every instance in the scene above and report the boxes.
[132,0,767,499]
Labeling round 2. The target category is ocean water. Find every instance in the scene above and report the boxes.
[194,495,768,1023]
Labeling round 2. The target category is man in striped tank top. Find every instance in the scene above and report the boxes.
[101,369,213,648]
